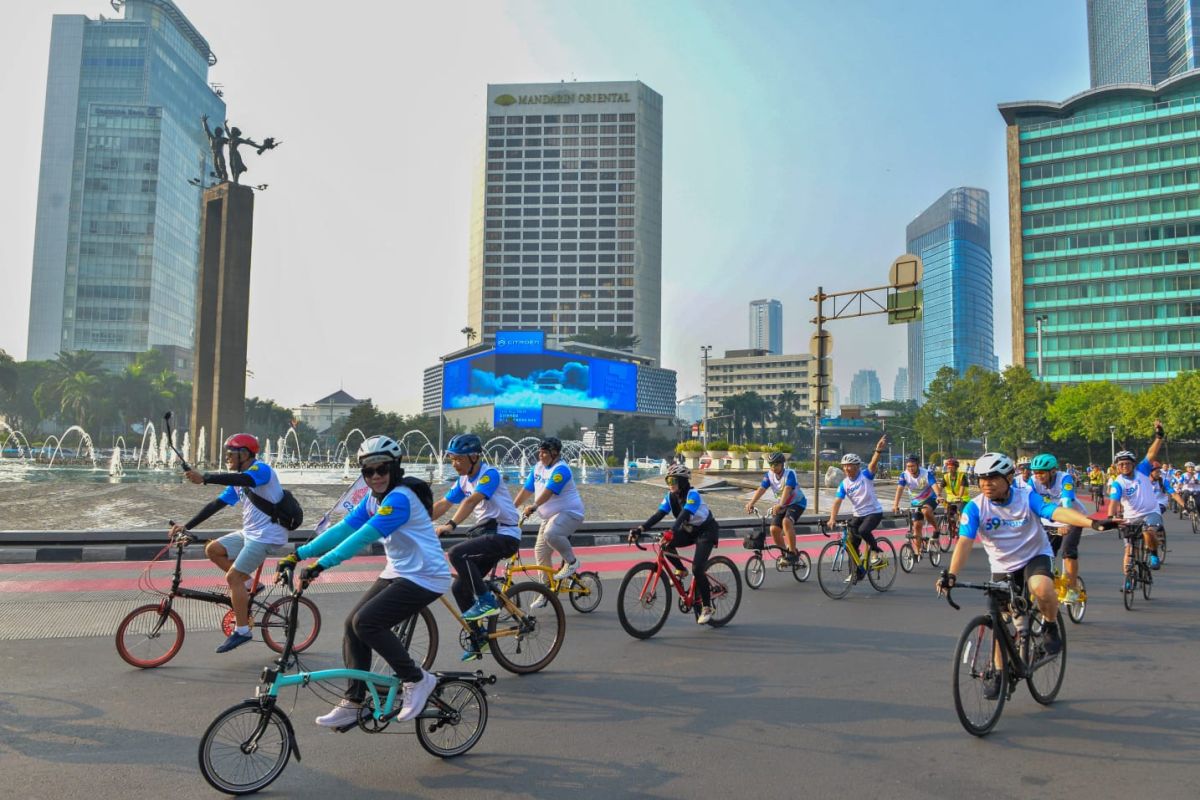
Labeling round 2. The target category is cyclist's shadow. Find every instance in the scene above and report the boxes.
[416,751,678,798]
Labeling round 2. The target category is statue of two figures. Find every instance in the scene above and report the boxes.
[202,114,280,184]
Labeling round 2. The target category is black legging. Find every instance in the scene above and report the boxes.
[447,533,520,612]
[662,522,719,607]
[342,577,440,698]
[848,513,884,555]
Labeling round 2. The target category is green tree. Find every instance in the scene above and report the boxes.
[1048,381,1127,461]
[35,351,105,421]
[990,365,1054,455]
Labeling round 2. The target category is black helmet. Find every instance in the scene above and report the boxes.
[767,452,787,465]
[538,437,562,455]
[905,454,920,464]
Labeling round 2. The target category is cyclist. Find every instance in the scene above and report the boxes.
[513,436,585,608]
[936,452,1115,686]
[1178,462,1200,512]
[280,436,449,728]
[628,464,720,624]
[1150,464,1170,513]
[432,434,522,660]
[1029,453,1086,606]
[939,458,970,542]
[744,451,808,566]
[892,454,941,560]
[1087,464,1107,509]
[1107,421,1183,575]
[826,435,889,582]
[170,433,290,653]
[1014,459,1033,490]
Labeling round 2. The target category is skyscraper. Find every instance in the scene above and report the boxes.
[1088,0,1200,87]
[748,298,783,354]
[905,188,997,399]
[893,367,910,402]
[849,369,881,406]
[27,0,225,372]
[468,81,664,362]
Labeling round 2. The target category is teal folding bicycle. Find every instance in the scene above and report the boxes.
[198,564,496,795]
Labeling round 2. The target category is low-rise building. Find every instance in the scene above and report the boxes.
[292,390,367,434]
[703,349,823,429]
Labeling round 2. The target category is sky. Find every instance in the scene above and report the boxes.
[0,0,1092,413]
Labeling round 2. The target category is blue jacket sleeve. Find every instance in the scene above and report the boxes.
[317,524,382,569]
[297,518,357,560]
[959,502,981,539]
[523,471,536,493]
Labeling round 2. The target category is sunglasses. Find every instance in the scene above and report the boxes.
[225,448,247,457]
[361,464,391,478]
[665,476,682,485]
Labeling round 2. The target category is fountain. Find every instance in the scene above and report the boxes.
[135,423,158,469]
[196,426,207,467]
[109,445,124,477]
[1,422,33,459]
[47,425,98,468]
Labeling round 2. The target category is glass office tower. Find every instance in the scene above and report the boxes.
[27,0,224,372]
[905,188,997,399]
[1001,73,1200,387]
[749,298,782,355]
[1088,0,1200,87]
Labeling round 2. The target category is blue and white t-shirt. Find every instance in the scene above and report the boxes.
[1109,459,1160,520]
[836,468,883,516]
[522,459,585,520]
[1029,470,1086,528]
[898,467,937,504]
[761,468,807,508]
[445,462,521,539]
[959,484,1056,573]
[1179,470,1200,490]
[217,460,288,545]
[337,486,452,593]
[659,489,711,525]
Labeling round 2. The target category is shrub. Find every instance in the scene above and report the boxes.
[675,439,704,454]
[769,442,794,453]
[707,439,732,451]
[729,444,748,454]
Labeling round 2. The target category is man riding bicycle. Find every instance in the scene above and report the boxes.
[1107,421,1183,575]
[628,464,719,624]
[513,436,586,609]
[939,458,970,527]
[1028,453,1086,606]
[936,452,1115,691]
[826,435,889,583]
[1178,462,1200,511]
[892,454,942,560]
[1014,459,1033,491]
[1087,464,1107,509]
[744,451,808,567]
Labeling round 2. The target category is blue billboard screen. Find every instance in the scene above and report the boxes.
[442,341,638,425]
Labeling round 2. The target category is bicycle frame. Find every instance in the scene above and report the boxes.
[437,589,530,643]
[945,581,1041,682]
[632,537,702,607]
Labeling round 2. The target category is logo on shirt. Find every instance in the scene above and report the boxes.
[377,506,393,516]
[479,475,491,485]
[984,516,1026,531]
[552,473,564,483]
[248,465,260,472]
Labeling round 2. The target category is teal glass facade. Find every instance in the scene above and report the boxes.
[1002,73,1200,387]
[27,0,224,372]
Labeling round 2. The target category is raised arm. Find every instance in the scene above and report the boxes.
[868,435,886,474]
[1146,420,1166,462]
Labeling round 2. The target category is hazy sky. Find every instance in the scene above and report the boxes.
[0,1,1091,413]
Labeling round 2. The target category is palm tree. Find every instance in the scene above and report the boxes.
[461,327,477,346]
[35,350,105,422]
[59,371,102,430]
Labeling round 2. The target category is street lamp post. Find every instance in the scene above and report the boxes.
[701,345,712,447]
[1109,425,1116,463]
[983,431,989,452]
[1035,315,1048,378]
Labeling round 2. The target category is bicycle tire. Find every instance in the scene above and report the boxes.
[899,543,915,573]
[565,571,603,613]
[816,540,854,599]
[703,555,742,627]
[198,701,293,795]
[488,581,565,674]
[617,562,672,638]
[867,538,899,592]
[260,596,321,654]
[415,679,489,758]
[377,605,439,672]
[116,604,185,668]
[1026,611,1067,705]
[745,554,766,589]
[1123,568,1135,611]
[791,551,812,583]
[1192,511,1199,534]
[1067,576,1086,624]
[952,615,1007,737]
[938,529,955,553]
[1142,567,1153,600]
[928,545,942,568]
[1156,533,1167,566]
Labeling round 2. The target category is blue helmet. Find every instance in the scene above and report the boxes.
[446,434,483,455]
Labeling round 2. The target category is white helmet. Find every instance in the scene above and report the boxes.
[1114,450,1136,463]
[358,435,403,463]
[667,463,691,479]
[975,452,1015,478]
[840,453,862,466]
[1186,462,1196,468]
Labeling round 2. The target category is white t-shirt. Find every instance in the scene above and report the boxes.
[1109,460,1160,519]
[959,485,1056,574]
[523,459,585,519]
[836,468,883,516]
[1029,470,1086,528]
[445,462,521,540]
[217,460,288,545]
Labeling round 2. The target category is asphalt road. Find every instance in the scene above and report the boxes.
[2,519,1198,799]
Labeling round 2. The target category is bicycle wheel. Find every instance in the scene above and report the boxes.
[1155,533,1167,566]
[1026,611,1066,705]
[488,581,565,674]
[567,571,603,613]
[1123,567,1136,610]
[744,554,766,589]
[816,541,854,600]
[703,555,742,627]
[899,543,915,573]
[415,679,488,758]
[928,544,942,568]
[1067,576,1086,624]
[791,551,812,583]
[1142,567,1153,600]
[198,701,293,795]
[939,529,955,553]
[952,615,1007,737]
[373,606,439,673]
[116,604,184,668]
[617,562,672,638]
[260,596,321,654]
[1191,511,1199,534]
[867,538,899,592]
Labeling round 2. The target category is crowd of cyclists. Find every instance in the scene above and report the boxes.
[164,419,1196,733]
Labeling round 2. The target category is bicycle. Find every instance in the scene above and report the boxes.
[742,510,811,589]
[1185,493,1200,534]
[1045,548,1087,624]
[198,566,495,795]
[497,548,603,613]
[899,507,942,572]
[617,530,742,638]
[116,533,321,668]
[942,578,1067,737]
[815,521,898,599]
[1118,522,1154,611]
[937,503,960,553]
[1089,483,1106,512]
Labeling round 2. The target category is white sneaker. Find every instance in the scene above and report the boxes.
[396,670,438,722]
[315,699,361,728]
[530,593,549,610]
[697,606,714,624]
[553,560,579,581]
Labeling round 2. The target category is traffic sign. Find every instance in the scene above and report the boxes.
[889,254,922,288]
[809,331,833,357]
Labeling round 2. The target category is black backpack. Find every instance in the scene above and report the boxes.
[245,487,305,531]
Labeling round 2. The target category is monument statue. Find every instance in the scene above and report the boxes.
[201,114,228,182]
[201,115,281,184]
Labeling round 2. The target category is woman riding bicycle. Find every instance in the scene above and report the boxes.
[627,464,719,624]
[280,435,450,728]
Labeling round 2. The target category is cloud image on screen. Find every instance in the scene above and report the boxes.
[450,360,607,410]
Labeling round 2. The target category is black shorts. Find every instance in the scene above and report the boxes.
[771,504,806,528]
[991,554,1053,596]
[1047,526,1082,560]
[912,497,937,513]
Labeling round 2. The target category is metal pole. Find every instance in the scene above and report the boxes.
[1110,426,1116,462]
[701,345,712,448]
[812,287,824,514]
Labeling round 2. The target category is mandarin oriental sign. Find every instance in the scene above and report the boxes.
[494,92,631,106]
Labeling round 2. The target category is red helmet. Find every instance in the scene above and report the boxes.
[945,458,959,468]
[224,433,259,455]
